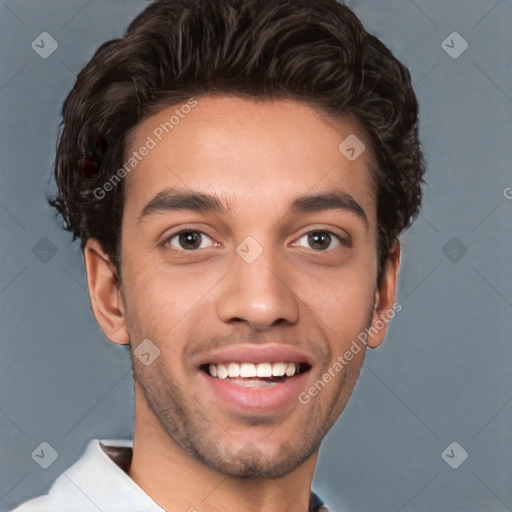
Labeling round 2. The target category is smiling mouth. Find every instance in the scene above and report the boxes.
[200,362,311,388]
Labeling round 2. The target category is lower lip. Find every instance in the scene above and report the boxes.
[200,370,310,412]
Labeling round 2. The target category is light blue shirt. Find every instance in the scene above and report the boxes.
[9,439,165,511]
[9,438,331,511]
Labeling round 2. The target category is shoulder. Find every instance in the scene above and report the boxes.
[8,438,163,512]
[8,438,134,512]
[7,459,103,512]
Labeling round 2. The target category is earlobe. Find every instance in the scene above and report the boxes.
[83,239,130,345]
[367,241,401,349]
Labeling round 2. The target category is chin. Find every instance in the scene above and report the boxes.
[185,425,324,479]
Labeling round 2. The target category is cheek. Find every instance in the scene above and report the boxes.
[295,262,376,329]
[122,257,220,336]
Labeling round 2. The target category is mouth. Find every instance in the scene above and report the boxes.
[196,345,313,412]
[200,361,311,388]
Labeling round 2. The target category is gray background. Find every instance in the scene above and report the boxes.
[1,0,511,510]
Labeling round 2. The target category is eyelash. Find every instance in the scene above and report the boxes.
[161,228,350,253]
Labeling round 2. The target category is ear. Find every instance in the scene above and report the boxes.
[83,238,130,345]
[366,240,401,349]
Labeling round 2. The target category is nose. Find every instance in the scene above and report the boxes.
[215,246,300,331]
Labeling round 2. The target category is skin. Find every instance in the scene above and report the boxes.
[84,95,400,512]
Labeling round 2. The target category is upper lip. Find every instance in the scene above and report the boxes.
[198,344,314,367]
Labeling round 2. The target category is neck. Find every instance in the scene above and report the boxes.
[127,386,318,512]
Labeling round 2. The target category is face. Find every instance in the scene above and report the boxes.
[86,95,399,479]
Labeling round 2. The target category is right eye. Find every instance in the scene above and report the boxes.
[163,229,217,252]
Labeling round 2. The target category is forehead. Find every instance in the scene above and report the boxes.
[122,94,376,225]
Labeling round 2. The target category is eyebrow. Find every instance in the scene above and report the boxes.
[137,188,369,229]
[138,189,230,223]
[289,190,369,229]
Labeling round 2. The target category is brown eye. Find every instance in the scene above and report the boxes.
[308,232,333,250]
[164,230,215,251]
[295,230,348,251]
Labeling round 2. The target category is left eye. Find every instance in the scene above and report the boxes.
[294,230,347,251]
[164,230,216,251]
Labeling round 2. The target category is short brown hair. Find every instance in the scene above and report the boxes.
[49,0,425,285]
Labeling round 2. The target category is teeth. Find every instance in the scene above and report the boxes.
[272,362,286,377]
[227,362,240,378]
[207,362,301,379]
[217,363,228,379]
[231,379,278,388]
[240,363,256,377]
[256,362,272,378]
[285,362,296,377]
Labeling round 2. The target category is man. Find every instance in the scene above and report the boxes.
[11,0,424,510]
